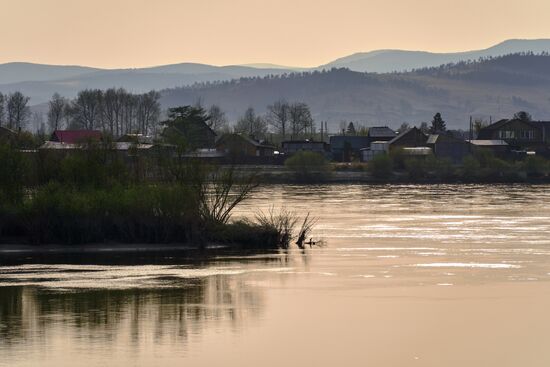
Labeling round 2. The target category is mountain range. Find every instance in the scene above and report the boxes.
[2,39,550,106]
[159,54,550,130]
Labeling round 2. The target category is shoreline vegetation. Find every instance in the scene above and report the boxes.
[276,150,550,184]
[0,142,315,249]
[1,140,549,250]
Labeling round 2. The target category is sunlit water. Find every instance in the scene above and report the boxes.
[2,184,550,366]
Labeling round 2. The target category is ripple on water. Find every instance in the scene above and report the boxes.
[412,263,521,269]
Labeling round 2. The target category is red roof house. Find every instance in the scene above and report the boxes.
[50,130,102,144]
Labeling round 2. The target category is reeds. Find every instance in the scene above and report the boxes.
[255,208,318,249]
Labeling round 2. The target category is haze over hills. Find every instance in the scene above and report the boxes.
[321,39,550,72]
[2,39,550,106]
[3,40,550,131]
[159,54,550,130]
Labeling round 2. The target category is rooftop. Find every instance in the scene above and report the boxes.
[368,126,397,138]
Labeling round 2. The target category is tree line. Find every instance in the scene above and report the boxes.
[0,89,163,137]
[0,92,31,131]
[48,89,162,136]
[234,100,315,140]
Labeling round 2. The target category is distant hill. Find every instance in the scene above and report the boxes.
[159,54,550,130]
[0,62,100,84]
[0,63,295,104]
[320,39,550,73]
[3,39,550,105]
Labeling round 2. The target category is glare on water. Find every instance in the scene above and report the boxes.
[1,184,550,367]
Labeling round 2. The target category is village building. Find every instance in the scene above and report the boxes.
[281,140,330,157]
[477,119,550,155]
[216,133,276,157]
[117,133,154,144]
[329,135,370,161]
[50,130,102,144]
[467,140,510,157]
[387,127,428,151]
[367,126,397,144]
[426,134,472,163]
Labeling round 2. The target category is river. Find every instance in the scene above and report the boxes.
[1,184,550,366]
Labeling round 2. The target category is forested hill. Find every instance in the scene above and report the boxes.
[159,54,550,130]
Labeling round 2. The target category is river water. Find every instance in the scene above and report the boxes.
[1,184,550,366]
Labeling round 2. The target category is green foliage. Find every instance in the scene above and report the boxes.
[367,153,393,180]
[389,148,406,169]
[285,151,330,181]
[430,112,446,133]
[58,149,128,189]
[0,144,28,204]
[424,156,454,180]
[211,220,280,249]
[404,158,427,180]
[522,156,548,177]
[22,183,201,244]
[15,131,43,149]
[461,155,481,179]
[162,105,212,149]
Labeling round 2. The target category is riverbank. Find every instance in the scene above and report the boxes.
[241,164,550,184]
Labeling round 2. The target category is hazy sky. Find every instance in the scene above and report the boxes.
[2,0,550,68]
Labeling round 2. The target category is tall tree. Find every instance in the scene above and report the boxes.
[102,88,119,136]
[267,99,290,138]
[69,89,103,130]
[0,92,5,127]
[397,122,410,133]
[207,104,228,133]
[136,91,161,135]
[47,93,67,132]
[289,102,313,137]
[6,91,30,130]
[419,122,429,134]
[235,107,267,138]
[163,105,213,149]
[346,122,357,135]
[513,111,532,122]
[473,119,489,136]
[429,113,446,134]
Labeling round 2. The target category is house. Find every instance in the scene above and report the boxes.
[367,126,397,143]
[426,134,472,163]
[50,130,102,144]
[361,141,389,162]
[117,134,154,144]
[387,127,428,151]
[477,119,550,154]
[329,135,370,161]
[467,140,509,157]
[216,133,275,158]
[0,126,17,144]
[281,140,330,157]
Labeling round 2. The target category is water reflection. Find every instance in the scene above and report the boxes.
[3,184,550,367]
[0,275,263,349]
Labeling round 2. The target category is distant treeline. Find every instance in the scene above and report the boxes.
[170,53,550,92]
[0,89,162,137]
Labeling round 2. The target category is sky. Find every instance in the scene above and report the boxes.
[1,0,550,68]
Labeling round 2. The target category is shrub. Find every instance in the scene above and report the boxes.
[461,155,481,180]
[522,156,548,177]
[424,156,454,180]
[0,144,28,204]
[367,154,393,180]
[284,151,330,181]
[404,157,427,180]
